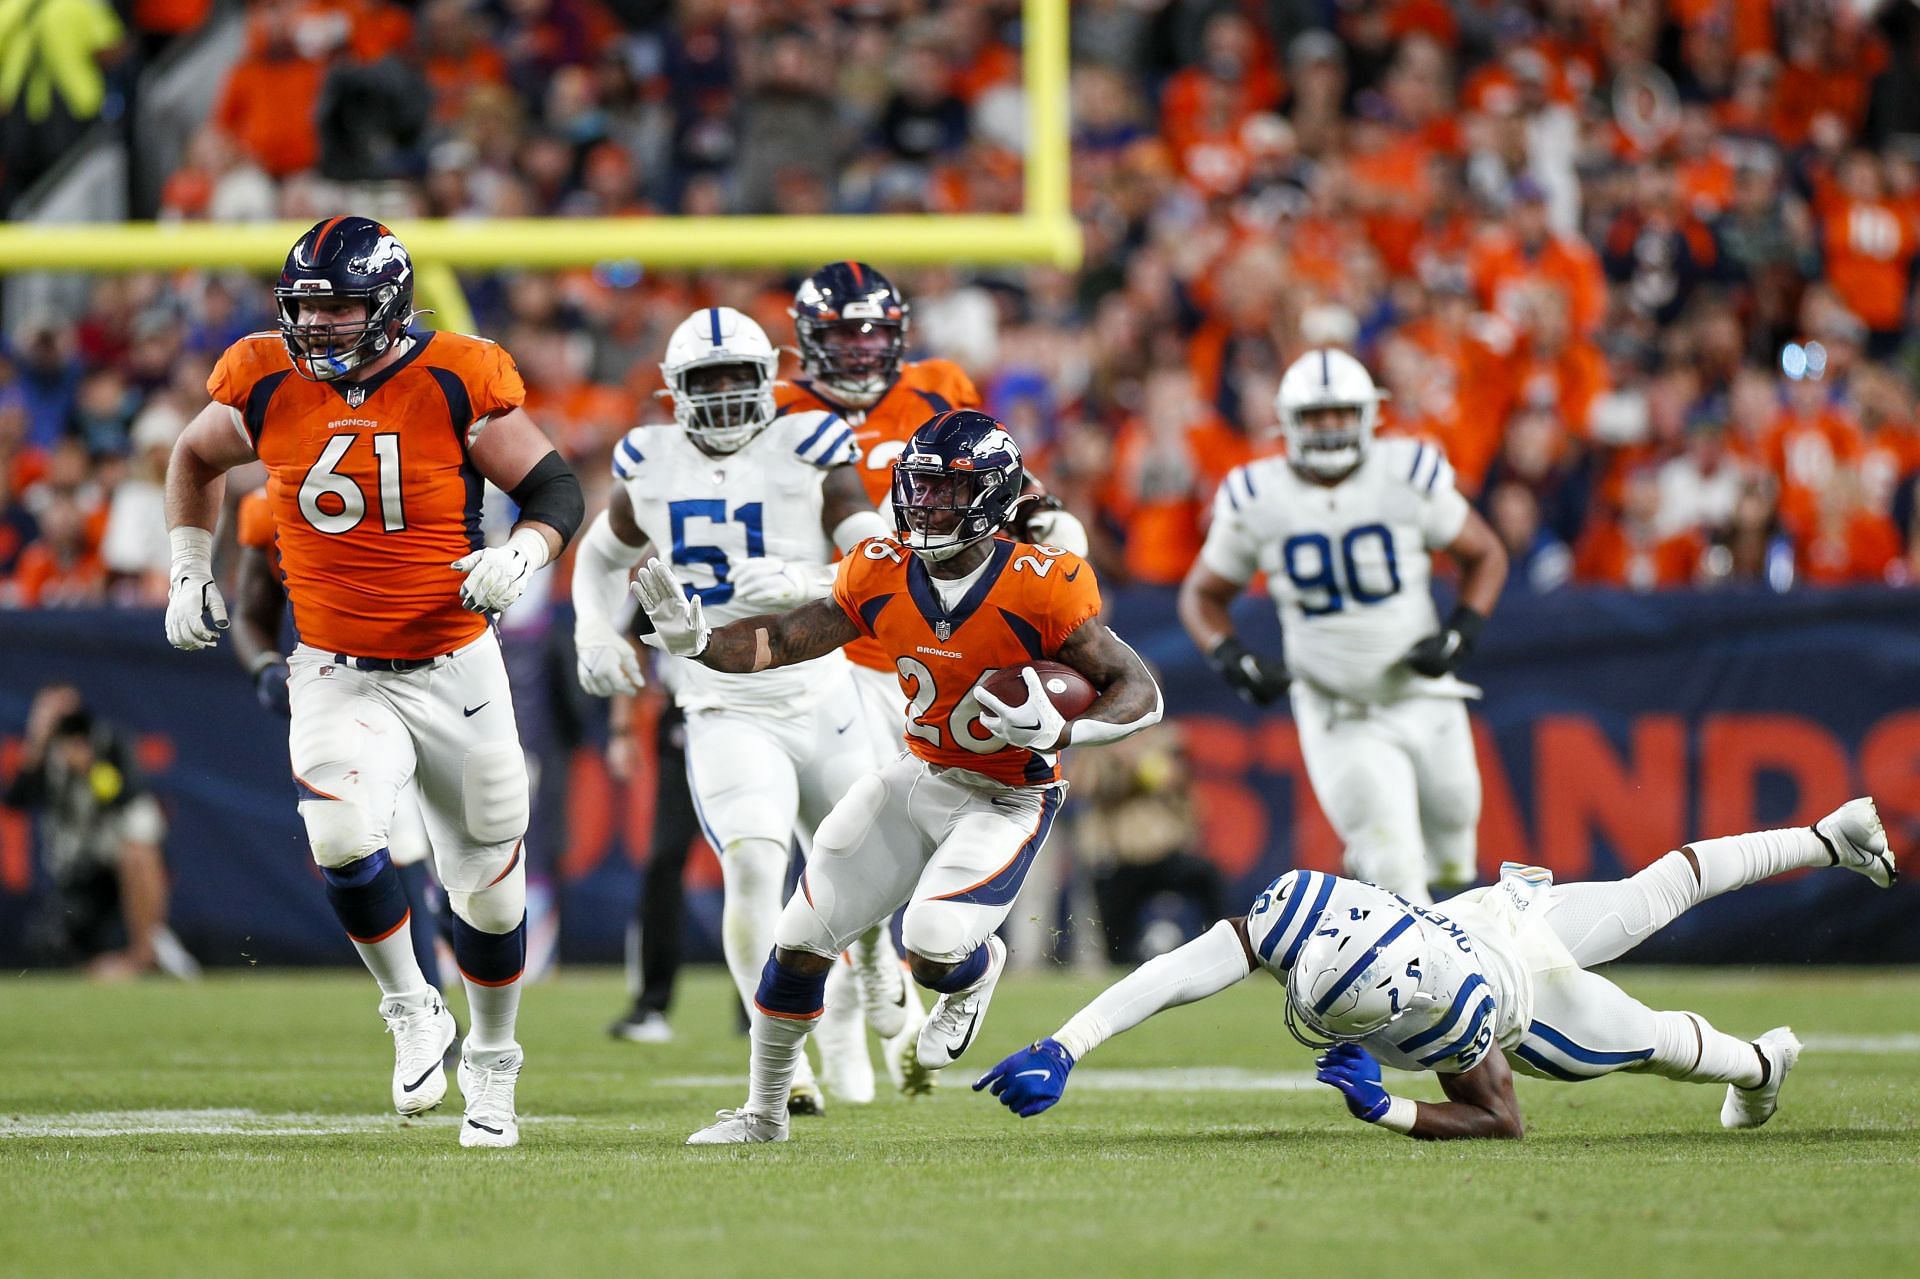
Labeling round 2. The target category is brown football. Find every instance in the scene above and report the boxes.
[978,660,1099,720]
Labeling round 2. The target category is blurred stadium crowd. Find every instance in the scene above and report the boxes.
[8,0,1920,610]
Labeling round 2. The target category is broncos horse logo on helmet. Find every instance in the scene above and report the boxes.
[891,410,1025,562]
[790,260,909,408]
[275,216,417,382]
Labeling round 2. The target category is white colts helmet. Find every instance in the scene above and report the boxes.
[1283,910,1427,1049]
[1275,347,1384,480]
[661,306,780,454]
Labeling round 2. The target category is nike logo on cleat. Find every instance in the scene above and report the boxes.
[466,1121,504,1135]
[950,1008,982,1062]
[463,703,489,717]
[835,717,856,734]
[401,1064,440,1092]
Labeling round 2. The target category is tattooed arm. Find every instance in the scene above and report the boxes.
[1055,620,1163,747]
[698,597,862,673]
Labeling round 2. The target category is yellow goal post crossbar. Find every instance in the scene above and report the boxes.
[0,0,1078,333]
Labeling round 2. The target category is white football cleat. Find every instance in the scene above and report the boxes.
[1815,798,1897,888]
[851,930,911,1040]
[457,1044,522,1148]
[686,1108,789,1146]
[380,989,456,1116]
[816,961,876,1105]
[915,935,1007,1071]
[607,1009,673,1044]
[1721,1027,1802,1130]
[788,1078,827,1117]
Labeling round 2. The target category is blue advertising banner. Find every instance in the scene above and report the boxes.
[2,588,1916,967]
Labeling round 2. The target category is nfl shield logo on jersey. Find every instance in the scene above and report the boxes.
[934,621,953,642]
[344,385,367,408]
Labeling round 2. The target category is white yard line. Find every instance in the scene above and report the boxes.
[0,1109,577,1139]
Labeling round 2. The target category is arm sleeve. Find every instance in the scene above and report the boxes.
[571,510,647,636]
[1040,552,1103,654]
[1198,470,1261,584]
[1053,920,1255,1060]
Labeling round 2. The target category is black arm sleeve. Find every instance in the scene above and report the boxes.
[508,450,584,549]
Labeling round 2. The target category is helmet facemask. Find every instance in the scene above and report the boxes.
[276,287,398,382]
[798,317,905,407]
[891,461,1012,562]
[1282,922,1426,1050]
[1283,402,1373,480]
[670,356,777,454]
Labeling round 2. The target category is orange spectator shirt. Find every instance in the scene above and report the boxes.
[776,359,981,672]
[214,54,325,178]
[833,537,1102,787]
[207,331,525,659]
[1821,197,1916,331]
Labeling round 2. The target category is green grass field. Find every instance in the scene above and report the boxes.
[2,967,1915,1279]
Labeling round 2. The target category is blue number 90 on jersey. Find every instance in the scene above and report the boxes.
[1282,523,1400,616]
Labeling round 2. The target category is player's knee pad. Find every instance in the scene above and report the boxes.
[447,857,525,934]
[773,889,842,960]
[298,799,383,869]
[899,899,978,967]
[811,771,888,859]
[461,742,529,846]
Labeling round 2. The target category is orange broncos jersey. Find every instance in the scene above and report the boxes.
[777,357,981,673]
[235,487,275,551]
[207,330,525,659]
[832,536,1102,787]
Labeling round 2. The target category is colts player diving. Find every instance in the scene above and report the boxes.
[163,217,581,1148]
[979,800,1897,1139]
[634,410,1163,1145]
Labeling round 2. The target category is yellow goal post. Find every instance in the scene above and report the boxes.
[0,0,1079,334]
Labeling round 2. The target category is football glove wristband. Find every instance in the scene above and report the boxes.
[1405,604,1485,678]
[1207,636,1290,706]
[1315,1043,1417,1134]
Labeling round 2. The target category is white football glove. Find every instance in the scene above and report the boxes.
[631,558,711,657]
[575,621,645,697]
[1023,507,1089,556]
[452,527,550,614]
[165,527,228,651]
[730,557,828,610]
[975,667,1069,752]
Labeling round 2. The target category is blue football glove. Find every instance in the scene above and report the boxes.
[254,660,292,719]
[1315,1042,1390,1122]
[973,1038,1075,1118]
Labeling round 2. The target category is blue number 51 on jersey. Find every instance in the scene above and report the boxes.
[669,499,764,604]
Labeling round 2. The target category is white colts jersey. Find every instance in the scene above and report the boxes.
[614,412,858,714]
[1245,869,1533,1076]
[1200,438,1470,704]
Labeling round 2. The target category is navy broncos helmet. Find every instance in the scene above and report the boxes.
[275,216,416,381]
[790,260,909,407]
[892,409,1024,562]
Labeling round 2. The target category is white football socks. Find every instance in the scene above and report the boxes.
[746,1008,815,1118]
[463,974,521,1054]
[356,926,430,1000]
[1647,1010,1765,1088]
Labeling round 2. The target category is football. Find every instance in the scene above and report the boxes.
[979,660,1099,720]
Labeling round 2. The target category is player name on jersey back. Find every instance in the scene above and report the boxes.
[1202,438,1471,704]
[614,414,858,714]
[206,331,525,660]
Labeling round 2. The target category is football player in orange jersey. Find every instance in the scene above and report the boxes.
[633,410,1163,1145]
[228,485,449,1000]
[163,217,583,1148]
